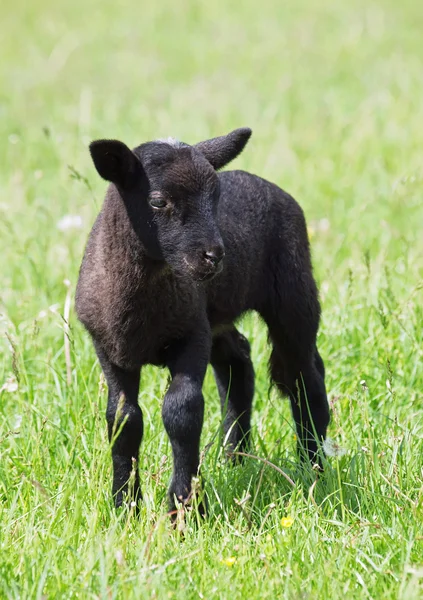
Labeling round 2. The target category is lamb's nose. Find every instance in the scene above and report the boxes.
[204,246,225,267]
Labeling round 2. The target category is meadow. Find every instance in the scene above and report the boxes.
[1,0,423,597]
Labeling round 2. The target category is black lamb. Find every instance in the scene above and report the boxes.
[75,127,330,514]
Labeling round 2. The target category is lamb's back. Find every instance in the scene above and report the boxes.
[206,170,310,324]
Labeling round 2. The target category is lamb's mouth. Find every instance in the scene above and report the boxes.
[198,270,217,282]
[195,262,223,282]
[181,257,223,282]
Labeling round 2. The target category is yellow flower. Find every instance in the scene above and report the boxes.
[307,226,315,240]
[221,556,237,567]
[281,516,294,528]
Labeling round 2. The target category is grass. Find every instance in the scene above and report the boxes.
[1,0,423,597]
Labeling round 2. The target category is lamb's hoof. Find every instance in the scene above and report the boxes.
[226,444,250,465]
[113,488,142,517]
[168,485,207,532]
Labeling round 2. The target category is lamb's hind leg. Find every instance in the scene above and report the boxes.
[95,344,143,509]
[263,279,329,462]
[268,343,329,461]
[211,327,255,454]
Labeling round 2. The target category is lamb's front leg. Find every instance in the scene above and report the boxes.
[162,329,210,514]
[95,344,143,510]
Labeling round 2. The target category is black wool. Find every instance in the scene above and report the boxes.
[76,128,330,513]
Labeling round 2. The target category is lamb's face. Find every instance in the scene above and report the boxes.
[89,128,251,281]
[137,142,225,281]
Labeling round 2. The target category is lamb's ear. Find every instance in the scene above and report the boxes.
[194,127,252,170]
[89,139,144,189]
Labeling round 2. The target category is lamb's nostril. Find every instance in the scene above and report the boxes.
[204,247,225,267]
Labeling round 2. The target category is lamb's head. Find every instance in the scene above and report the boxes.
[89,127,252,281]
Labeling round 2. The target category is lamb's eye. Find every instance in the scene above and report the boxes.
[149,195,167,209]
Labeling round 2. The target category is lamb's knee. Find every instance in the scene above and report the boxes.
[106,397,143,442]
[162,377,204,442]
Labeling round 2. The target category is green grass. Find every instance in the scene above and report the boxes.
[1,0,423,597]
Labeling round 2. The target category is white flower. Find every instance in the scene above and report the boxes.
[318,218,330,232]
[57,215,83,231]
[323,437,347,458]
[1,376,18,393]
